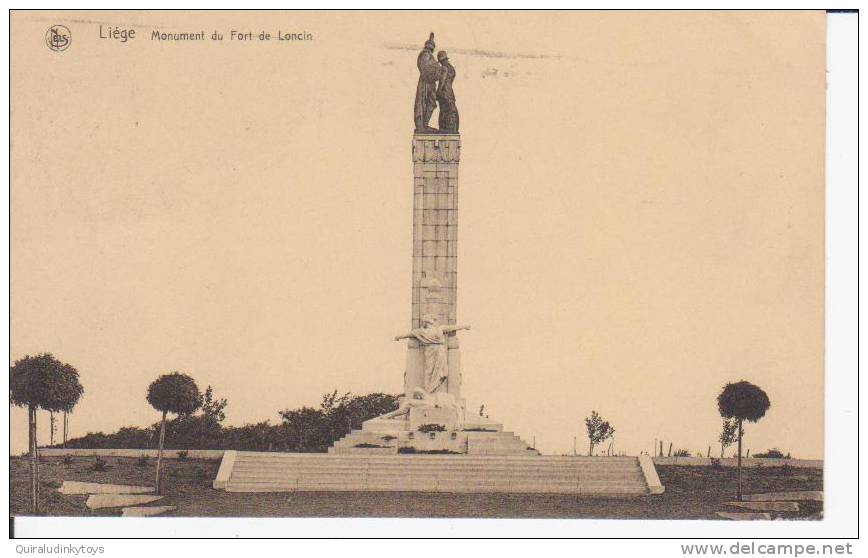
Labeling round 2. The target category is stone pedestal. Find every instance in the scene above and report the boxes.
[328,132,536,458]
[408,406,461,431]
[405,133,463,398]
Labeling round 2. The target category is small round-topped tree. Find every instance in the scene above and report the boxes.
[147,372,200,494]
[10,353,84,513]
[717,380,771,501]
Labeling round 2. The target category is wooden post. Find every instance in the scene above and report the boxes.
[573,436,576,456]
[63,412,68,448]
[707,446,711,457]
[659,440,663,457]
[667,442,673,457]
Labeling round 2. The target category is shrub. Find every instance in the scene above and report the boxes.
[57,427,154,449]
[136,455,149,467]
[177,450,189,461]
[57,390,401,454]
[61,456,73,465]
[163,415,222,449]
[753,448,787,459]
[673,449,691,457]
[417,423,446,433]
[353,443,385,448]
[42,479,62,489]
[710,458,723,470]
[92,456,107,471]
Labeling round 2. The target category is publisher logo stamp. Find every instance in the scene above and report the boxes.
[45,25,71,52]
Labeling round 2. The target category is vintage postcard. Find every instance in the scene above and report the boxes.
[8,8,846,540]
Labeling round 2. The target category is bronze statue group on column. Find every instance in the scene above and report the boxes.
[414,33,459,134]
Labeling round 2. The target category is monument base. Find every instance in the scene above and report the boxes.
[329,406,536,456]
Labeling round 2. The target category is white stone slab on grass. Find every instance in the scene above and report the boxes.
[86,494,162,509]
[121,506,176,517]
[59,481,154,495]
[716,512,772,521]
[727,501,800,512]
[743,491,823,502]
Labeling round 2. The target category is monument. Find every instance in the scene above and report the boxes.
[213,34,662,495]
[329,33,536,455]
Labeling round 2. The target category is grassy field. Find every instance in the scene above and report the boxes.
[11,456,822,519]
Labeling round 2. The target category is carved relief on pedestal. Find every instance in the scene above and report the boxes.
[412,135,461,163]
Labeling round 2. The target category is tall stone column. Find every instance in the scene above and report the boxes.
[404,133,462,398]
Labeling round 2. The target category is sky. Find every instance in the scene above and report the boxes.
[10,10,825,458]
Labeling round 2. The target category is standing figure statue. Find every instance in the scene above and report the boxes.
[395,314,471,393]
[414,33,440,133]
[436,51,459,133]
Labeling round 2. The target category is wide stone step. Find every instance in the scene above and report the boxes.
[233,467,641,478]
[231,459,640,468]
[236,460,638,468]
[226,475,646,486]
[232,452,637,463]
[231,458,636,463]
[226,481,647,494]
[229,467,641,478]
[230,459,637,468]
[228,473,645,484]
[229,465,645,476]
[230,479,646,492]
[232,469,644,479]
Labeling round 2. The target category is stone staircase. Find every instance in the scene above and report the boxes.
[214,451,661,495]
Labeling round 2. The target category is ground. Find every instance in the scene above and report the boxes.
[10,456,823,519]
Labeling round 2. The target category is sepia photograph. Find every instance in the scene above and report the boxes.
[5,6,859,544]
